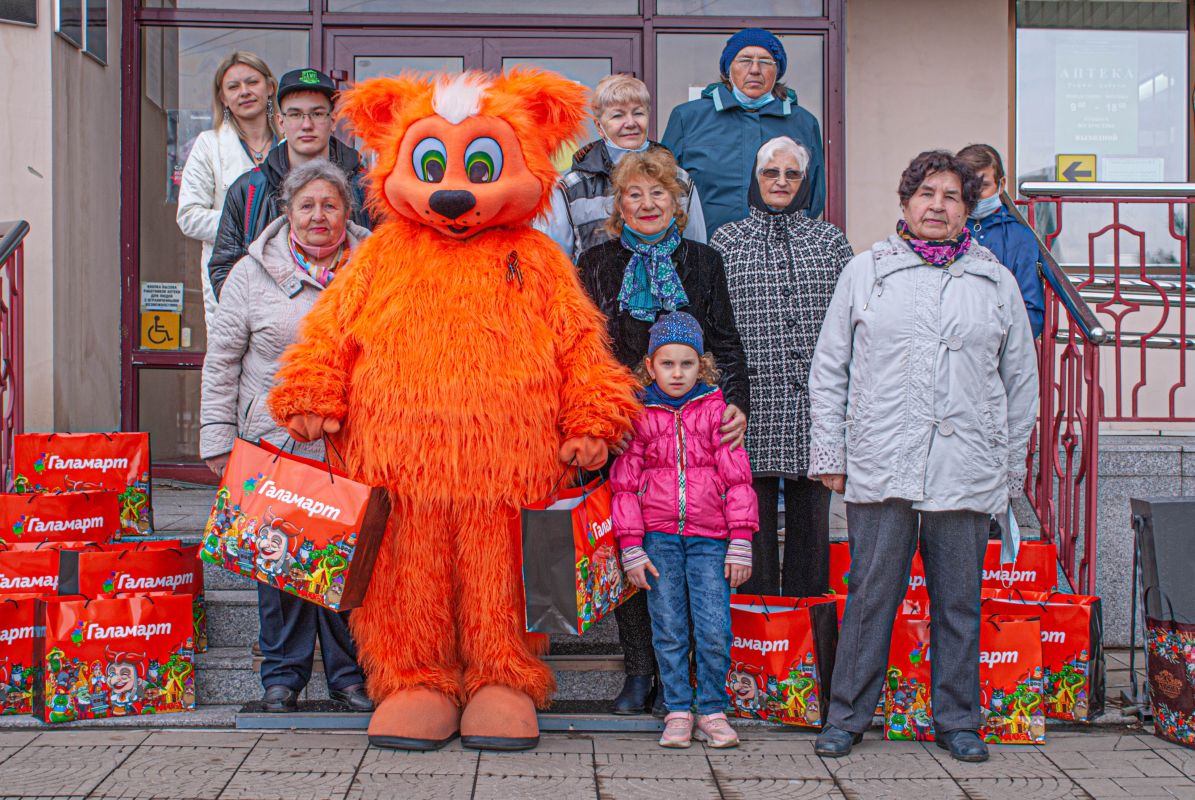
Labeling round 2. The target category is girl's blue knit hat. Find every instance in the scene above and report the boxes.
[648,311,704,357]
[720,28,787,81]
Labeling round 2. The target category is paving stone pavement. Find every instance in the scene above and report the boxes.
[0,728,1192,800]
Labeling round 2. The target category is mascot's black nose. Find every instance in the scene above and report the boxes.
[428,190,477,220]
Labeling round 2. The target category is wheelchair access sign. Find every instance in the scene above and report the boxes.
[140,281,184,350]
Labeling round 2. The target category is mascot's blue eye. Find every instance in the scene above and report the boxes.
[464,137,503,184]
[412,137,447,183]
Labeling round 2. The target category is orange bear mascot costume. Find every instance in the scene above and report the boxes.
[268,69,638,751]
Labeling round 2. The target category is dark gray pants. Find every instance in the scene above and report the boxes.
[827,500,988,735]
[258,584,364,693]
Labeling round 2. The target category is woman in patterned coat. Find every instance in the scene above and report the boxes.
[711,136,853,597]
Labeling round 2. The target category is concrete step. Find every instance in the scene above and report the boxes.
[206,589,259,648]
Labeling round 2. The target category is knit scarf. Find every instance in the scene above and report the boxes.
[896,219,972,268]
[289,235,349,287]
[644,381,715,409]
[617,222,687,322]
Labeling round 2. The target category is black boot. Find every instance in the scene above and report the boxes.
[610,674,655,715]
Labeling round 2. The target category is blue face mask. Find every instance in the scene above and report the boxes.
[970,192,1002,220]
[603,135,650,164]
[731,85,774,110]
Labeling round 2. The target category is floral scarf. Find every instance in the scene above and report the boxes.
[289,237,350,287]
[896,219,972,268]
[617,222,687,322]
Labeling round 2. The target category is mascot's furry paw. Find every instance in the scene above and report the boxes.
[368,688,461,751]
[460,685,540,751]
[559,437,609,472]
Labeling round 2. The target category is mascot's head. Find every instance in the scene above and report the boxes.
[339,68,588,240]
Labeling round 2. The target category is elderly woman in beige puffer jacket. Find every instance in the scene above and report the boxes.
[199,158,373,715]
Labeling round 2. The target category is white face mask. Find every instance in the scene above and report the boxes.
[969,192,1002,220]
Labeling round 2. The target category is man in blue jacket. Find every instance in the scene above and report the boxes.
[958,144,1045,338]
[663,28,825,236]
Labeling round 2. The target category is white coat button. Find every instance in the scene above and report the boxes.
[948,262,965,278]
[946,335,963,351]
[938,420,955,436]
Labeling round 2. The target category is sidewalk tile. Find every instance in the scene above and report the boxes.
[822,750,951,781]
[707,753,832,781]
[31,730,150,747]
[1042,733,1143,751]
[219,769,355,800]
[717,778,844,798]
[252,732,368,749]
[1156,746,1195,774]
[592,735,706,755]
[90,746,252,799]
[595,752,712,780]
[955,777,1089,799]
[240,742,365,773]
[0,743,138,796]
[735,737,818,755]
[926,747,1063,779]
[346,772,475,800]
[1047,749,1184,778]
[0,733,39,748]
[1069,776,1195,799]
[473,775,597,800]
[356,748,478,776]
[532,735,595,754]
[834,778,967,799]
[477,751,594,779]
[596,776,720,799]
[142,731,261,748]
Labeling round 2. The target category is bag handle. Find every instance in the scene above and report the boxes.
[45,432,114,443]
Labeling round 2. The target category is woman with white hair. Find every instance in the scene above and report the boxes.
[537,73,707,262]
[711,136,853,598]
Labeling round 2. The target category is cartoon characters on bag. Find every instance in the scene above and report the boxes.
[255,509,300,580]
[0,658,33,715]
[104,646,145,714]
[726,662,768,719]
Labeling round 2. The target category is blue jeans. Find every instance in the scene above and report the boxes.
[643,531,731,715]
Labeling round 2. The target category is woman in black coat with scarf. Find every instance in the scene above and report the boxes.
[577,147,750,715]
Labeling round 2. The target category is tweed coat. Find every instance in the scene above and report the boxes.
[711,208,854,475]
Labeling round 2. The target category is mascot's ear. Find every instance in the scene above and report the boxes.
[336,74,432,153]
[490,68,590,158]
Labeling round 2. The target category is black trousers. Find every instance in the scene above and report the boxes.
[257,583,365,693]
[739,475,831,598]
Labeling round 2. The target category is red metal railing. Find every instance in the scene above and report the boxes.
[1004,194,1105,594]
[0,221,26,485]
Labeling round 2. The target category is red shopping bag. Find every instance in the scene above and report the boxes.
[13,433,152,538]
[200,438,390,611]
[0,491,121,545]
[982,589,1105,722]
[0,548,59,595]
[828,541,928,598]
[982,541,1057,592]
[726,596,838,727]
[522,475,635,636]
[33,593,195,723]
[0,593,41,715]
[882,613,1047,744]
[59,544,207,653]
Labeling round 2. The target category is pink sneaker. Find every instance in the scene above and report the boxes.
[659,711,694,748]
[693,712,740,748]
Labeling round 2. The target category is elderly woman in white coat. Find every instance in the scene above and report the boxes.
[712,136,853,599]
[177,51,279,326]
[808,150,1037,763]
[200,160,372,715]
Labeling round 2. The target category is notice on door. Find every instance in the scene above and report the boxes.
[140,281,184,313]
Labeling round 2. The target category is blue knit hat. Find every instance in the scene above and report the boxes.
[719,28,787,81]
[648,312,704,357]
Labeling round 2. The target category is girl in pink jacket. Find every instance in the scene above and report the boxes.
[611,311,759,749]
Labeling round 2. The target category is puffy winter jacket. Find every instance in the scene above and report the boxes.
[207,137,371,300]
[662,83,825,235]
[611,387,758,550]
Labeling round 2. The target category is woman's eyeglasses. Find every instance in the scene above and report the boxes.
[281,109,333,123]
[760,168,803,182]
[733,57,778,70]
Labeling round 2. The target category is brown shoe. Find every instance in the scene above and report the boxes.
[367,688,460,751]
[460,685,539,751]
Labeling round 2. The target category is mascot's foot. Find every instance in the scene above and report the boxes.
[460,685,540,751]
[367,688,461,751]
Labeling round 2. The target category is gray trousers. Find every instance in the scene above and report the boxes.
[827,500,988,734]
